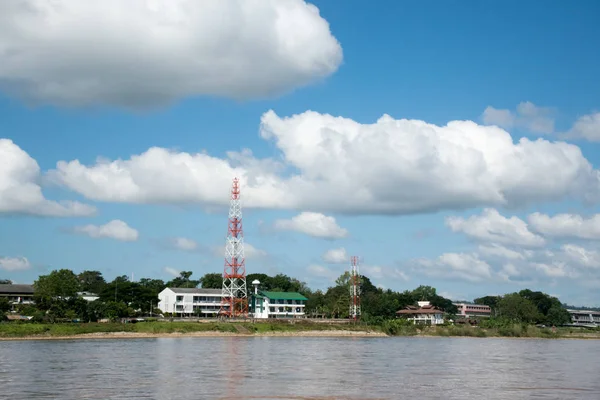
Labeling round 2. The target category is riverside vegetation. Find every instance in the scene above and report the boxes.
[2,269,597,340]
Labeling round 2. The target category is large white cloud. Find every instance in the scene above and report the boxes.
[274,212,348,239]
[446,208,545,247]
[0,0,342,108]
[72,220,139,242]
[46,110,600,214]
[529,212,600,240]
[0,256,31,271]
[0,139,96,217]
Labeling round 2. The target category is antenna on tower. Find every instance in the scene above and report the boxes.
[349,255,361,322]
[219,177,248,318]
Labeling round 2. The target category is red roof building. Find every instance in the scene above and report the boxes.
[396,301,445,325]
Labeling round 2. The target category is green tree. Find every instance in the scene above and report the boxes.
[138,278,166,294]
[166,271,200,288]
[518,289,570,325]
[199,273,223,289]
[0,279,12,284]
[78,270,106,294]
[474,295,500,312]
[34,269,81,310]
[99,276,159,314]
[411,285,437,301]
[497,293,542,323]
[545,305,571,326]
[0,297,11,314]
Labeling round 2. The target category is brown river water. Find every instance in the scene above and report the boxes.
[0,336,599,399]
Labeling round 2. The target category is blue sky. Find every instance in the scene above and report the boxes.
[2,0,600,306]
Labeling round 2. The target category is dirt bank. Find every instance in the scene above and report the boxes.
[0,329,388,341]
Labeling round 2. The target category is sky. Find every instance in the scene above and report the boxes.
[2,0,600,306]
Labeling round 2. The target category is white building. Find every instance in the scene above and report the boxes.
[158,288,225,317]
[77,292,99,302]
[567,309,600,327]
[0,284,34,309]
[454,302,492,318]
[251,291,308,319]
[396,301,445,325]
[250,283,308,319]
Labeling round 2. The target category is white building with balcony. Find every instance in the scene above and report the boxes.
[567,309,600,327]
[251,290,308,319]
[0,284,35,310]
[158,288,225,317]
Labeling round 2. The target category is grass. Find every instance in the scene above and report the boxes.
[0,320,379,338]
[411,324,600,339]
[2,320,598,339]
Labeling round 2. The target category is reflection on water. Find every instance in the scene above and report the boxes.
[1,337,599,399]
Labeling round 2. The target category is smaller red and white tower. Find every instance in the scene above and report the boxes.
[349,255,361,321]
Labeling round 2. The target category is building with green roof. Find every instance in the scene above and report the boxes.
[250,288,308,319]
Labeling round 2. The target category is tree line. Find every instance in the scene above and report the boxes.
[1,269,575,326]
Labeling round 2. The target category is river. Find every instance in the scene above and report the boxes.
[0,336,599,399]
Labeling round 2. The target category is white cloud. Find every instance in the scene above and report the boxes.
[415,253,493,283]
[72,220,139,242]
[566,112,600,142]
[322,247,348,263]
[561,244,600,269]
[498,263,522,282]
[447,208,545,247]
[0,256,31,271]
[0,139,96,217]
[171,237,198,251]
[478,243,531,260]
[47,110,600,215]
[528,212,600,240]
[531,262,573,279]
[306,264,338,280]
[482,101,555,134]
[274,212,348,239]
[0,0,342,108]
[362,265,409,282]
[164,267,180,278]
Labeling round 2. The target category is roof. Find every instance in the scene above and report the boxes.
[166,287,223,295]
[0,284,34,294]
[397,304,443,315]
[260,291,308,301]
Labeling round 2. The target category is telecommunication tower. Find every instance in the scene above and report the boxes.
[349,255,361,322]
[219,177,248,318]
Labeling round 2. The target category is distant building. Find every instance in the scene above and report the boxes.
[567,309,600,327]
[396,301,445,325]
[158,288,225,317]
[0,284,34,309]
[454,302,492,318]
[77,292,99,302]
[251,291,308,319]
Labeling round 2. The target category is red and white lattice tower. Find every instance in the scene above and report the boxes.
[219,177,248,318]
[350,255,361,322]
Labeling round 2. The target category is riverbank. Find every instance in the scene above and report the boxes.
[0,321,386,340]
[384,322,600,340]
[2,321,599,341]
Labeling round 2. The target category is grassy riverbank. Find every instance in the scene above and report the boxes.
[2,320,599,340]
[0,320,384,339]
[381,320,600,339]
